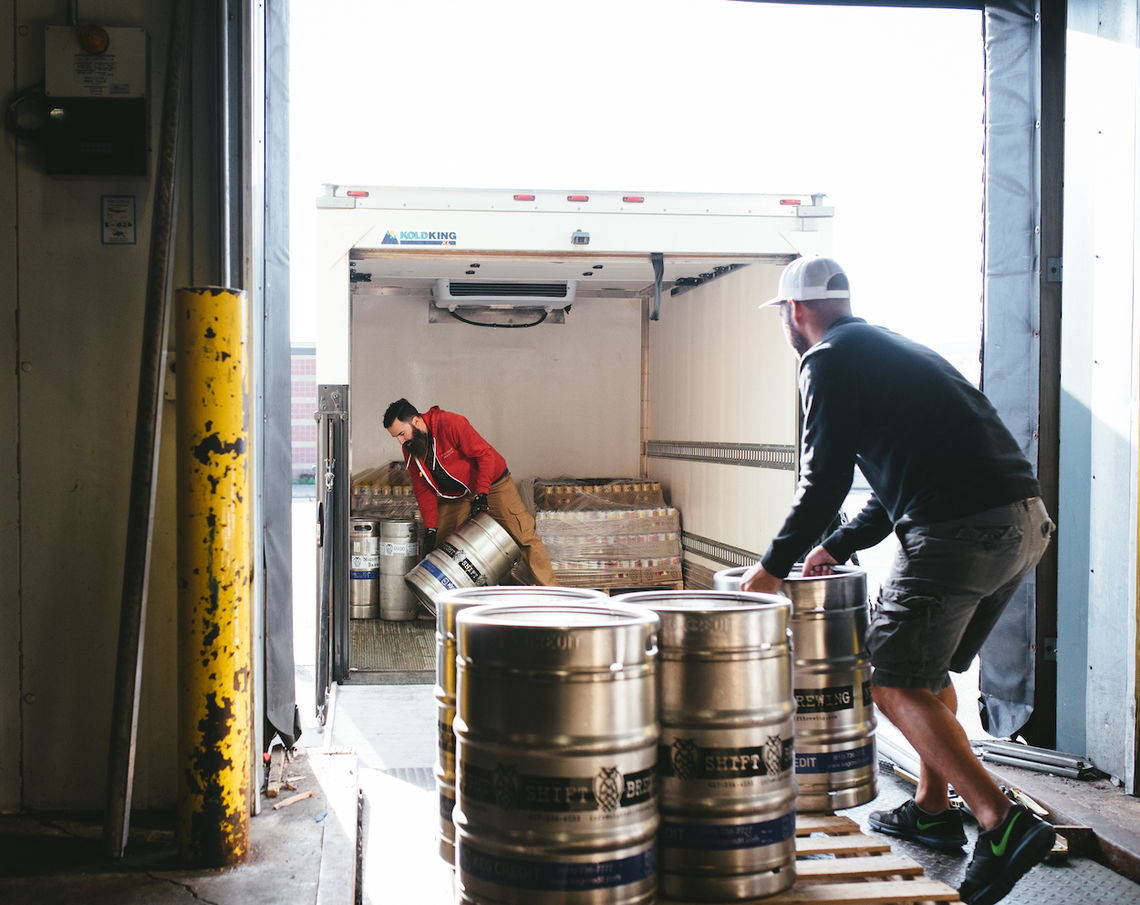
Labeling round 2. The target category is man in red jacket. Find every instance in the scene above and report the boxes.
[383,398,557,586]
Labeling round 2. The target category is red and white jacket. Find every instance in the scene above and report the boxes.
[403,406,508,530]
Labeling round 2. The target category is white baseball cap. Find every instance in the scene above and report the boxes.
[760,256,850,308]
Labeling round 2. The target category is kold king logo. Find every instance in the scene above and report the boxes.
[381,229,458,246]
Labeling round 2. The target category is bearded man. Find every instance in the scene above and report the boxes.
[382,398,556,586]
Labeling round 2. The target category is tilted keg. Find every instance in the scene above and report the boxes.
[617,590,797,902]
[432,587,610,866]
[454,601,660,905]
[404,513,520,617]
[349,518,379,619]
[377,517,419,621]
[714,566,877,812]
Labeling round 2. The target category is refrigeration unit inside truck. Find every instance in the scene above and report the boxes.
[313,184,835,699]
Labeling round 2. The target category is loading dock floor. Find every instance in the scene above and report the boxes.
[338,681,1140,905]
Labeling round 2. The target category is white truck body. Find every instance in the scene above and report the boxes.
[314,184,835,671]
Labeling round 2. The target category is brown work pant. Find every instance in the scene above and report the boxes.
[434,473,557,586]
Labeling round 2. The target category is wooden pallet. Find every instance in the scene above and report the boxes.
[757,813,960,905]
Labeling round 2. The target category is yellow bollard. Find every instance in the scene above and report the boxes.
[175,287,251,866]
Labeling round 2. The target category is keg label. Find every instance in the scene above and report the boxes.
[456,557,482,584]
[659,736,793,780]
[795,742,875,774]
[438,541,460,558]
[422,560,458,590]
[350,569,379,580]
[459,843,656,891]
[661,811,795,850]
[351,554,380,569]
[461,763,655,812]
[380,541,418,556]
[795,684,855,714]
[438,719,455,755]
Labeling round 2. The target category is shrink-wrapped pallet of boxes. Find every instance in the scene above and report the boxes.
[533,478,684,590]
[351,461,420,520]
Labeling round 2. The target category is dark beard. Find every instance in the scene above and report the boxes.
[787,324,812,357]
[404,427,430,459]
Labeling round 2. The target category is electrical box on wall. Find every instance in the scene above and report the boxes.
[42,25,148,177]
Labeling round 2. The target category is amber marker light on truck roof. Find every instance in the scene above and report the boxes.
[346,190,369,197]
[513,194,536,201]
[622,196,645,203]
[567,195,589,202]
[779,198,802,205]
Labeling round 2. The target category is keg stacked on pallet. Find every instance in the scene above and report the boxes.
[616,589,798,901]
[532,478,684,591]
[432,587,610,866]
[452,595,661,905]
[715,565,878,813]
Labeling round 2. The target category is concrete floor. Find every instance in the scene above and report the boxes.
[0,743,357,905]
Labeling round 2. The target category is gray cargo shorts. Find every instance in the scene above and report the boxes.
[867,497,1055,692]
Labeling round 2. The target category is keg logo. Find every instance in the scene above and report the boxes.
[494,764,520,808]
[457,557,483,584]
[671,738,700,781]
[763,735,785,776]
[795,684,855,714]
[659,736,793,778]
[438,541,459,558]
[593,766,623,812]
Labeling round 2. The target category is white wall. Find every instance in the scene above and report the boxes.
[646,263,799,562]
[349,292,643,487]
[1,1,184,811]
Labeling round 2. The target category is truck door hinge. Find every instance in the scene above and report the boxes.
[1046,257,1062,283]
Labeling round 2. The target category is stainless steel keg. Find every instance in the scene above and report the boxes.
[434,587,611,866]
[714,566,877,812]
[454,601,660,905]
[404,513,521,617]
[349,518,379,619]
[617,590,797,901]
[377,517,419,621]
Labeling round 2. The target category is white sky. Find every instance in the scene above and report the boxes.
[289,0,984,378]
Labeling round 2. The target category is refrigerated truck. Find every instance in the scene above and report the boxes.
[313,184,835,697]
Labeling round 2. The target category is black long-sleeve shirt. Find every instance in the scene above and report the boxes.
[760,317,1041,578]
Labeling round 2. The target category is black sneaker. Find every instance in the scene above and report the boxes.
[959,804,1055,905]
[868,798,968,851]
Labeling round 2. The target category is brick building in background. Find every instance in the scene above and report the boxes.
[291,344,317,482]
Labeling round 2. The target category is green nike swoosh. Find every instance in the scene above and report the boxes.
[915,817,946,830]
[990,811,1022,857]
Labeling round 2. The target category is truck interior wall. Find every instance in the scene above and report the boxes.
[645,263,799,578]
[349,292,644,487]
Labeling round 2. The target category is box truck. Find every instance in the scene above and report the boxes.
[313,184,835,709]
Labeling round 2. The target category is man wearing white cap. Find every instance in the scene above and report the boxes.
[739,256,1056,905]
